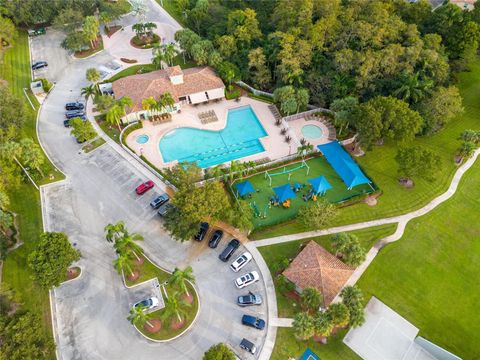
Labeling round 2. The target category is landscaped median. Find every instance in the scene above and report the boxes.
[122,251,200,341]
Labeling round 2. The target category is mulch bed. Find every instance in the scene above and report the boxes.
[144,319,161,333]
[181,293,194,304]
[74,36,103,58]
[66,267,81,280]
[284,290,301,303]
[170,318,186,330]
[120,58,137,64]
[130,34,160,49]
[105,25,122,38]
[127,270,140,282]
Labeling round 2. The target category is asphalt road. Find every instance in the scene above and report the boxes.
[34,1,268,359]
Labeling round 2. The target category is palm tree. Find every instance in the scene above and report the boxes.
[81,85,97,102]
[243,161,256,176]
[106,97,133,131]
[393,72,433,104]
[132,23,145,38]
[162,291,189,322]
[340,285,364,309]
[211,164,225,180]
[159,92,175,112]
[142,96,157,118]
[114,231,144,260]
[163,43,178,66]
[330,232,350,257]
[169,266,195,297]
[313,311,334,338]
[227,160,244,184]
[327,303,350,328]
[152,45,166,69]
[300,287,322,312]
[100,11,112,32]
[143,22,157,37]
[292,312,315,341]
[104,221,126,243]
[113,253,135,278]
[128,305,155,329]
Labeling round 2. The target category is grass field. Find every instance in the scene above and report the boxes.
[155,0,186,26]
[238,156,373,228]
[357,160,480,359]
[258,224,397,318]
[252,59,480,239]
[1,31,60,360]
[107,54,196,83]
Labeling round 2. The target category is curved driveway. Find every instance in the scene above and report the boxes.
[36,2,269,359]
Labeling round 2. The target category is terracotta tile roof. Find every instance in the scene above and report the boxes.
[282,241,354,306]
[112,66,225,113]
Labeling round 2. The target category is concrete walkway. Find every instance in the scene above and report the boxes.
[269,318,294,327]
[254,149,480,305]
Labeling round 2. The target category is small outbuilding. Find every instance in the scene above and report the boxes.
[282,240,354,306]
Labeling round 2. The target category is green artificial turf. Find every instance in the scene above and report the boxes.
[357,161,480,359]
[237,156,373,229]
[252,58,480,239]
[258,224,397,318]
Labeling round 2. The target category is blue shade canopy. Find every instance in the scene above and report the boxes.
[307,176,332,195]
[299,349,321,360]
[317,141,370,189]
[235,180,255,196]
[273,184,297,202]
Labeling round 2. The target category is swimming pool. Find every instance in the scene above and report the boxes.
[301,124,323,139]
[159,106,267,168]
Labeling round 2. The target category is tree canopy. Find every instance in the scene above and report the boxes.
[27,232,81,288]
[203,343,235,360]
[395,146,441,182]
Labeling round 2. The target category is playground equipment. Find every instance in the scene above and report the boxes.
[264,160,310,186]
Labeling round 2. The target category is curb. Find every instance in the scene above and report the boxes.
[61,265,83,285]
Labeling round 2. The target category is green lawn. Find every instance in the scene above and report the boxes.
[258,224,397,318]
[107,55,196,83]
[155,0,186,26]
[0,30,61,360]
[252,58,480,239]
[357,160,480,359]
[82,137,106,153]
[272,327,359,360]
[238,156,373,229]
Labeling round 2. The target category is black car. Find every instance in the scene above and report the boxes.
[219,238,240,262]
[208,229,223,248]
[63,119,71,127]
[237,292,263,307]
[157,203,174,217]
[239,338,257,354]
[241,315,265,330]
[150,193,170,209]
[65,102,85,111]
[32,61,48,70]
[194,222,209,241]
[65,110,86,119]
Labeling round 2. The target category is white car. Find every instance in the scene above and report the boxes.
[235,271,259,289]
[230,252,253,272]
[133,297,159,310]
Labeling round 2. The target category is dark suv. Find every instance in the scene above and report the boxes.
[65,110,86,119]
[208,230,223,248]
[194,222,209,241]
[157,203,174,217]
[219,238,240,262]
[239,338,257,354]
[32,61,48,70]
[237,292,263,307]
[150,193,169,209]
[65,102,85,111]
[241,315,265,330]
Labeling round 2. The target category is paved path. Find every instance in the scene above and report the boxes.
[269,318,293,328]
[255,149,480,306]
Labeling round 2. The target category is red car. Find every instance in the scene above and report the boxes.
[135,180,154,195]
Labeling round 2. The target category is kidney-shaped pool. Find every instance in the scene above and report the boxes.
[159,106,267,168]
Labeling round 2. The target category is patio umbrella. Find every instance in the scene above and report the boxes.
[273,184,297,203]
[307,176,332,195]
[235,180,255,197]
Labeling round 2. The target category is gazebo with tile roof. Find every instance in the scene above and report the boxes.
[282,240,354,306]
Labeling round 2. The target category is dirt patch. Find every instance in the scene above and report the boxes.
[365,196,377,206]
[134,256,144,266]
[170,318,186,330]
[144,319,161,333]
[181,293,194,304]
[398,178,414,188]
[127,270,140,282]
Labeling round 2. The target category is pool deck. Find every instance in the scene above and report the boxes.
[126,97,296,168]
[288,116,331,148]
